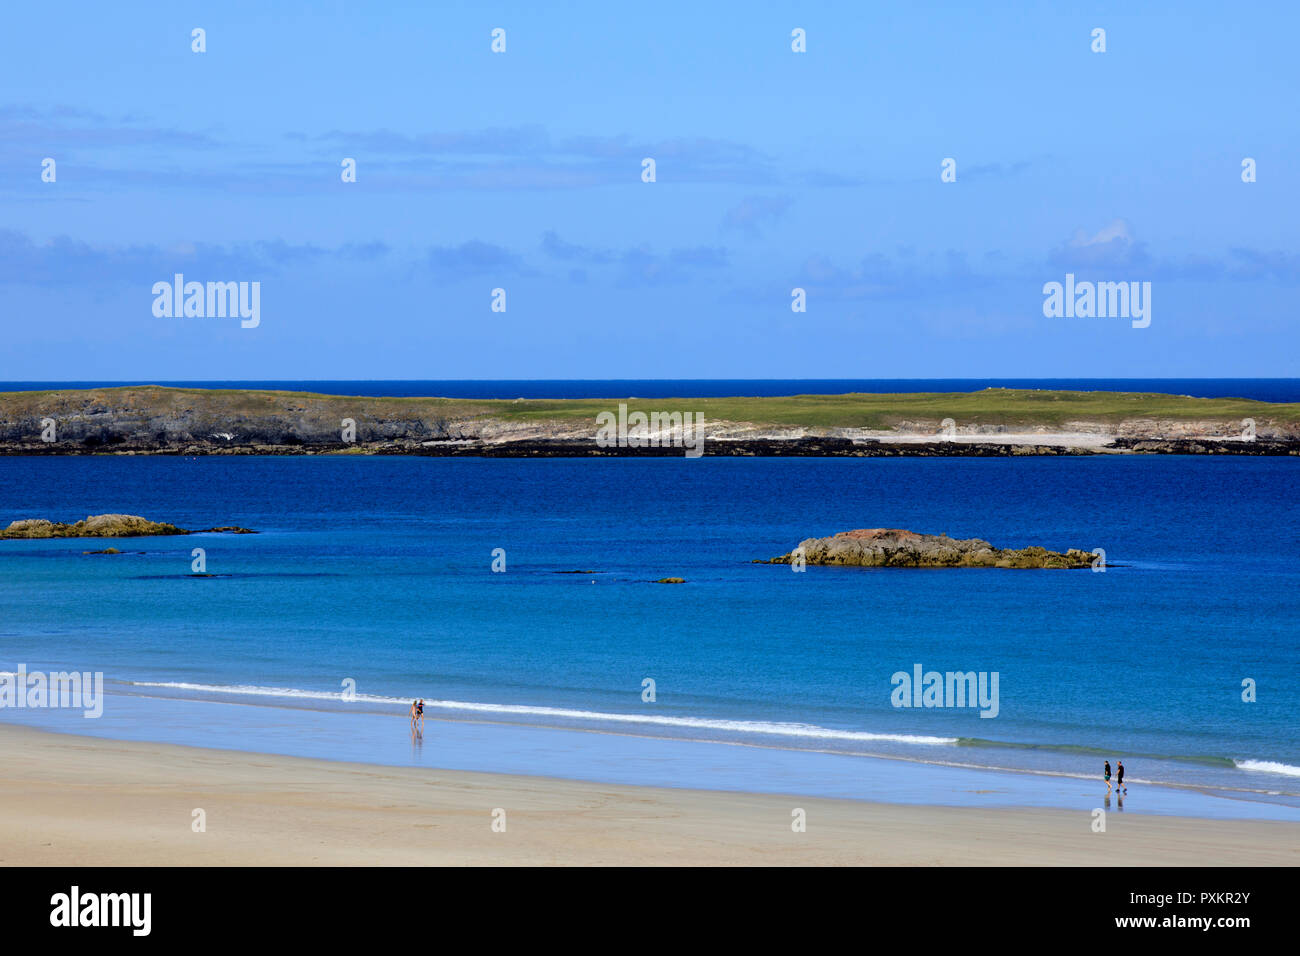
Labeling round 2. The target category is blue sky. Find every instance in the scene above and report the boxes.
[2,0,1297,380]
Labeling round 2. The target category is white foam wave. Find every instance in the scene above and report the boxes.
[128,680,957,745]
[1235,759,1300,778]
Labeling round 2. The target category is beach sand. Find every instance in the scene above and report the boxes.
[2,724,1295,866]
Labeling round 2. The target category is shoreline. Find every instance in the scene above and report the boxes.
[3,723,1296,866]
[4,436,1299,457]
[5,688,1297,824]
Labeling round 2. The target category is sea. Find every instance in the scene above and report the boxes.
[1,380,1297,820]
[4,378,1300,402]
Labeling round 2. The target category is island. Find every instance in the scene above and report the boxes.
[0,514,256,539]
[0,385,1297,457]
[757,528,1096,569]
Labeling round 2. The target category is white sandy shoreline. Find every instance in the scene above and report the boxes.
[2,724,1296,866]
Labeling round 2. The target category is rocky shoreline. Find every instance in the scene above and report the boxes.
[758,528,1096,569]
[2,436,1297,457]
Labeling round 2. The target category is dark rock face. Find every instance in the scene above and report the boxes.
[0,514,255,539]
[759,528,1095,569]
[1109,437,1300,455]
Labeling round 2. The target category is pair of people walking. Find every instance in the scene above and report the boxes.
[1104,759,1126,793]
[410,698,425,733]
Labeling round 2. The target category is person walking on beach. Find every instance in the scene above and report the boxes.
[410,699,419,731]
[1116,760,1125,793]
[1104,760,1112,793]
[416,698,425,733]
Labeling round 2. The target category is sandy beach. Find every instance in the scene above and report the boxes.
[2,724,1295,866]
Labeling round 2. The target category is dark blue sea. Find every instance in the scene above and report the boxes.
[2,448,1298,819]
[3,379,1300,402]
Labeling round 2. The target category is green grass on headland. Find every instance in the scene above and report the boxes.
[488,389,1300,428]
[2,385,1298,431]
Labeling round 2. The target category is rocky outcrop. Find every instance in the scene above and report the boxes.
[0,514,254,539]
[759,528,1095,569]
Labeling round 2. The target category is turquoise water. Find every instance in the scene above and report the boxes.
[2,454,1298,818]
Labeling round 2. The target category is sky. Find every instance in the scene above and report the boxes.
[2,0,1298,380]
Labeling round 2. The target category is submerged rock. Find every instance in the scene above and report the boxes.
[0,514,254,539]
[759,528,1094,569]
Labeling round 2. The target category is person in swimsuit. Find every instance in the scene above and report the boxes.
[1104,760,1112,793]
[1116,760,1125,793]
[416,698,425,732]
[410,699,418,730]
